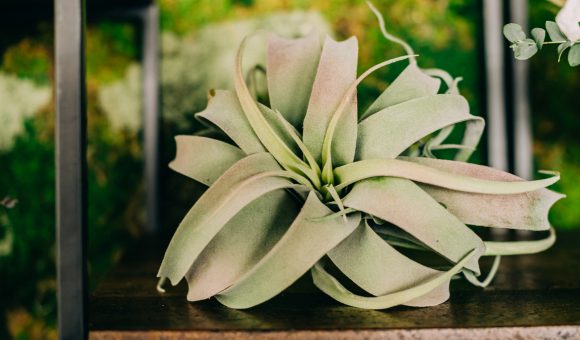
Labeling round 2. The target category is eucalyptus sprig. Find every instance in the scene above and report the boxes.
[504,21,580,66]
[156,4,563,310]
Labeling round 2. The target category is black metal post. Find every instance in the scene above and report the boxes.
[142,3,160,233]
[55,0,88,338]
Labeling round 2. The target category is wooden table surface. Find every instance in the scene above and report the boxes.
[89,230,580,339]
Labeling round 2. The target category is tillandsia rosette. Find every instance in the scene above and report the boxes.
[157,5,564,309]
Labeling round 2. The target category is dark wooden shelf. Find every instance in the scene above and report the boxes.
[89,231,580,339]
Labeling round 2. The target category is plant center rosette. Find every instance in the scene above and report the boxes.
[156,11,563,309]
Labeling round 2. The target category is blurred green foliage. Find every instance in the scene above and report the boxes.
[0,0,578,338]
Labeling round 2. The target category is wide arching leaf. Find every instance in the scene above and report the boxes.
[312,248,477,310]
[402,157,565,231]
[185,190,300,301]
[361,63,440,120]
[196,90,265,154]
[303,36,358,166]
[169,136,245,186]
[158,153,306,285]
[356,94,483,161]
[235,38,318,184]
[267,32,322,127]
[343,177,484,273]
[334,157,559,194]
[328,222,451,307]
[216,192,360,309]
[196,90,301,157]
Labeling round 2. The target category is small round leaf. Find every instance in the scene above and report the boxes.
[568,44,580,67]
[531,28,546,48]
[503,23,526,42]
[514,42,538,60]
[546,21,566,41]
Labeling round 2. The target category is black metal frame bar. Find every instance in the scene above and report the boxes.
[55,0,88,338]
[55,1,159,338]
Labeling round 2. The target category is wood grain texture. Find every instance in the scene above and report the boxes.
[90,230,580,339]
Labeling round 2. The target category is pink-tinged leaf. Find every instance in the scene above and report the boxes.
[402,157,564,231]
[158,153,304,285]
[361,63,440,120]
[312,248,477,310]
[303,36,358,166]
[169,136,244,186]
[267,32,322,127]
[328,222,451,307]
[185,190,300,301]
[196,90,265,154]
[343,177,484,273]
[356,94,483,161]
[216,192,360,309]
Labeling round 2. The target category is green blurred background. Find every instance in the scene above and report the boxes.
[0,0,577,338]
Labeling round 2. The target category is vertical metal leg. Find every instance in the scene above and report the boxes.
[483,0,509,172]
[55,0,87,338]
[142,4,160,233]
[510,0,534,180]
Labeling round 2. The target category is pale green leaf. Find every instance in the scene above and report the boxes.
[356,95,483,161]
[342,177,484,273]
[463,255,501,288]
[216,192,360,309]
[328,222,451,307]
[546,21,566,41]
[362,64,440,120]
[403,157,565,231]
[158,153,307,285]
[503,23,526,42]
[303,36,358,166]
[185,190,300,301]
[514,40,538,60]
[558,41,572,62]
[421,68,461,94]
[334,157,559,194]
[169,136,244,186]
[311,248,477,310]
[568,44,580,67]
[531,28,546,48]
[320,54,414,184]
[234,37,318,185]
[195,90,265,154]
[484,228,556,256]
[266,32,322,127]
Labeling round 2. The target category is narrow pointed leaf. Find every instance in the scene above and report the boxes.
[356,95,484,161]
[216,192,360,309]
[328,222,451,307]
[343,177,484,273]
[402,157,565,230]
[158,153,304,285]
[267,32,322,127]
[484,228,556,256]
[169,136,244,186]
[185,190,300,301]
[362,63,440,120]
[303,36,358,165]
[334,158,559,194]
[312,249,477,310]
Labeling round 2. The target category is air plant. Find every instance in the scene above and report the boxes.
[157,3,563,309]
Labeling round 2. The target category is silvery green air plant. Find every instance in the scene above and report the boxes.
[157,4,563,309]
